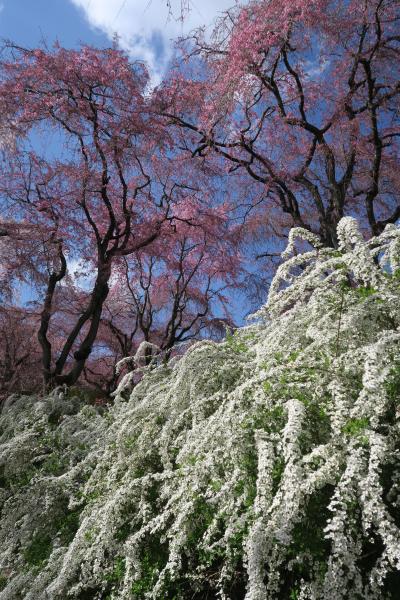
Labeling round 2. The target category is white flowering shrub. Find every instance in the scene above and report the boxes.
[0,218,400,599]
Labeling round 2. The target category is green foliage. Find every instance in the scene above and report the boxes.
[83,527,98,543]
[342,417,370,436]
[355,286,378,299]
[385,360,400,403]
[226,330,249,354]
[41,454,68,476]
[23,532,53,567]
[21,506,81,572]
[122,433,139,450]
[243,403,286,436]
[56,508,82,545]
[63,385,107,406]
[131,543,168,596]
[104,557,126,584]
[6,466,36,490]
[271,457,285,494]
[0,464,6,488]
[290,486,334,562]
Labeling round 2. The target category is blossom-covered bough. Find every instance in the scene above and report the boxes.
[0,218,399,599]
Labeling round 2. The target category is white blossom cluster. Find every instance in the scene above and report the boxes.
[0,217,400,599]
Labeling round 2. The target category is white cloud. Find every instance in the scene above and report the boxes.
[66,257,95,290]
[304,58,329,79]
[69,0,237,84]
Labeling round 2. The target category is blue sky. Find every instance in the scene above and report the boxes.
[0,0,110,52]
[0,0,236,83]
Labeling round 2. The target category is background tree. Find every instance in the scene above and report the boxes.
[159,0,400,251]
[0,305,42,402]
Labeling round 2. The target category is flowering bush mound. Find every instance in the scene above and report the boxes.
[1,218,400,599]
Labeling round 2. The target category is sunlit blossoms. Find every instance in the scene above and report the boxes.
[0,218,399,599]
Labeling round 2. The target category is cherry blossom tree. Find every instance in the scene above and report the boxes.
[0,44,241,390]
[158,0,400,249]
